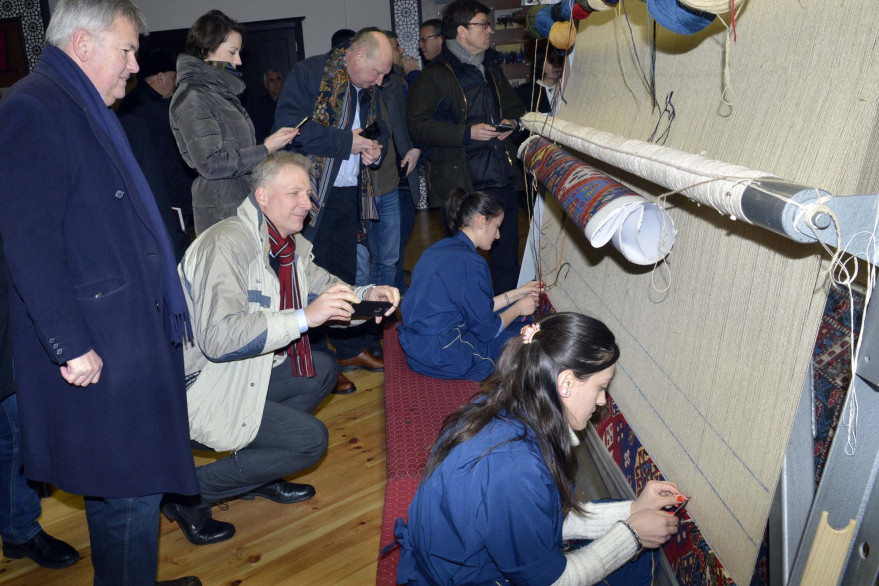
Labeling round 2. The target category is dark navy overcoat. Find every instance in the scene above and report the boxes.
[0,53,198,498]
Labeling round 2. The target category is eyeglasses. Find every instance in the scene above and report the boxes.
[419,33,441,43]
[465,21,491,30]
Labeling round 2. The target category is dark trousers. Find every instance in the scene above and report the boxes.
[484,186,520,295]
[396,185,415,295]
[195,351,336,502]
[84,493,162,586]
[308,185,364,360]
[0,394,42,546]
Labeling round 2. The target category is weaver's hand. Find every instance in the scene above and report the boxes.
[631,480,686,515]
[627,508,679,549]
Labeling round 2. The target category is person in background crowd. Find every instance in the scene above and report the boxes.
[170,10,298,233]
[246,69,283,144]
[407,0,526,294]
[274,29,393,391]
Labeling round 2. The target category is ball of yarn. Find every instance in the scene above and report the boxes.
[584,0,617,11]
[678,0,740,14]
[572,3,591,20]
[525,4,546,38]
[548,21,577,50]
[535,5,556,37]
[648,0,715,34]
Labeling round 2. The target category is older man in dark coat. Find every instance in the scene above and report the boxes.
[0,1,199,584]
[274,28,393,385]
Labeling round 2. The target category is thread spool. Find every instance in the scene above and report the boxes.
[679,0,741,14]
[648,0,715,34]
[549,21,577,50]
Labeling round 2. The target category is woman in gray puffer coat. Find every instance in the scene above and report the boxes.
[171,10,298,233]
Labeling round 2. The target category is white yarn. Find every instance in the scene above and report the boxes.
[586,0,616,11]
[521,113,770,219]
[679,0,744,15]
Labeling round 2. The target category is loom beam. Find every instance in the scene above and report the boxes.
[741,180,879,266]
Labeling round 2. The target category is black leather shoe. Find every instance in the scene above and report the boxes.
[239,480,316,504]
[161,499,235,545]
[2,529,79,569]
[156,578,202,586]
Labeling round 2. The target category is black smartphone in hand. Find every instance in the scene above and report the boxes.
[360,122,381,140]
[351,299,393,319]
[494,123,514,132]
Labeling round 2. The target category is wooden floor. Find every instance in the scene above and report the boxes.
[0,208,531,585]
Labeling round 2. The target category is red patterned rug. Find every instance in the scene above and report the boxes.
[376,325,479,585]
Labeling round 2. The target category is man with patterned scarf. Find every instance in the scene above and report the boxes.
[274,29,393,392]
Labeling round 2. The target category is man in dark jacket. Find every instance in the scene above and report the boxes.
[0,236,80,570]
[0,1,199,584]
[274,29,393,381]
[118,48,196,236]
[407,0,526,295]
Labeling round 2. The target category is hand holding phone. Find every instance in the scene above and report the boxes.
[494,123,514,132]
[351,299,394,319]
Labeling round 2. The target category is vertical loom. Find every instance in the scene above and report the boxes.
[520,114,879,585]
[513,1,879,583]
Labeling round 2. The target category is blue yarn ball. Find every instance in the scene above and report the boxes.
[535,5,555,38]
[648,0,714,34]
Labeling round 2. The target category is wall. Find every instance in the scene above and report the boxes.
[47,0,392,57]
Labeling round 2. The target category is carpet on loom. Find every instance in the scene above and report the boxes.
[590,282,864,585]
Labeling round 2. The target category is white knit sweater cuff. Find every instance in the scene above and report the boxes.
[551,522,640,586]
[562,500,633,540]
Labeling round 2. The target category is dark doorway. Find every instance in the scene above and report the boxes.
[144,16,305,102]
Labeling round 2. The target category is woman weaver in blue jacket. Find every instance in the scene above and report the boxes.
[394,313,683,585]
[399,188,542,381]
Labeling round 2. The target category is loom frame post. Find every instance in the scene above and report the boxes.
[782,293,879,585]
[768,364,816,585]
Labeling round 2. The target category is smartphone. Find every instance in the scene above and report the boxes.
[294,115,310,130]
[494,123,514,132]
[351,299,394,319]
[360,122,381,140]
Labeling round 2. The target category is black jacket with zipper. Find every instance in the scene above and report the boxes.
[407,44,525,207]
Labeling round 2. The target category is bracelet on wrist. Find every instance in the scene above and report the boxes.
[618,520,643,561]
[504,293,511,306]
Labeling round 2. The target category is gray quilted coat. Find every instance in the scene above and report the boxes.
[170,54,268,233]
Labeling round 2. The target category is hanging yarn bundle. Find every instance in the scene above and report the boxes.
[580,0,619,12]
[678,0,742,14]
[526,1,584,50]
[549,22,578,50]
[648,0,715,34]
[519,136,676,264]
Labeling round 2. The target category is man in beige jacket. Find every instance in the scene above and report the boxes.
[166,151,399,546]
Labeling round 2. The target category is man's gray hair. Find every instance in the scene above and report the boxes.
[46,0,148,48]
[262,69,280,85]
[252,151,313,192]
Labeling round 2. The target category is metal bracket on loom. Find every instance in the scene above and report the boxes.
[739,178,879,265]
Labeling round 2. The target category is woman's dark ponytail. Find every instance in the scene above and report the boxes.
[443,188,504,233]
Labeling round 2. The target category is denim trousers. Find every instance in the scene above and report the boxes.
[84,493,162,586]
[396,186,415,294]
[0,394,42,545]
[366,189,401,288]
